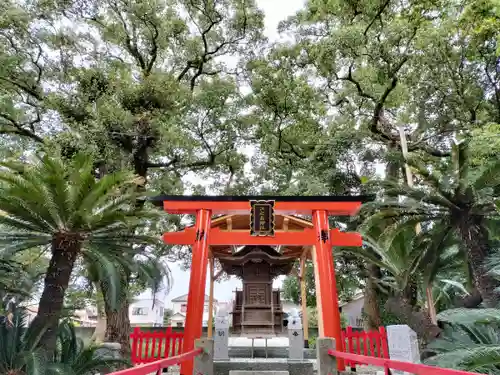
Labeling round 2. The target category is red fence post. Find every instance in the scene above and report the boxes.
[346,326,352,367]
[165,327,172,358]
[130,328,186,365]
[327,348,484,375]
[130,327,140,365]
[379,326,390,375]
[144,331,151,363]
[341,326,393,373]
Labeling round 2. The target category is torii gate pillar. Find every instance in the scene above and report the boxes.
[180,209,211,375]
[312,210,344,368]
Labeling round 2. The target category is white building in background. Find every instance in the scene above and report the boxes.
[169,294,217,327]
[23,304,98,327]
[340,293,365,328]
[129,297,165,327]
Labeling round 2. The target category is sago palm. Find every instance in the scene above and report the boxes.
[0,256,33,303]
[347,227,462,342]
[0,305,129,375]
[424,308,500,374]
[81,252,171,343]
[361,141,500,307]
[0,152,163,353]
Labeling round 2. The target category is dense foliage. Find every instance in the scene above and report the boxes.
[0,305,127,375]
[0,0,500,372]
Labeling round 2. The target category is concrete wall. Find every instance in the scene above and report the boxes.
[341,297,364,328]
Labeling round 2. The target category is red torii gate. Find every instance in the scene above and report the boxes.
[158,195,367,375]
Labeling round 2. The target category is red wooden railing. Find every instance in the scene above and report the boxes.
[342,326,389,373]
[130,327,184,365]
[110,348,202,375]
[328,349,484,375]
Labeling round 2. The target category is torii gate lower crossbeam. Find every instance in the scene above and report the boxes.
[157,195,369,375]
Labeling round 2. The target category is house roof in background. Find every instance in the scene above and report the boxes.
[170,312,186,319]
[171,294,217,303]
[339,293,364,307]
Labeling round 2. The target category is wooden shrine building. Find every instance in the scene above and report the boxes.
[155,195,368,374]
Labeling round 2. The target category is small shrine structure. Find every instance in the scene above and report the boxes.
[155,195,367,375]
[219,245,294,337]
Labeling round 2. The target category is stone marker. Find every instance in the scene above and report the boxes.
[194,338,214,375]
[94,343,121,374]
[386,325,420,375]
[316,338,337,375]
[214,309,230,360]
[287,309,304,360]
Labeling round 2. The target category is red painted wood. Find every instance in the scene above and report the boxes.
[345,327,353,367]
[165,328,172,357]
[130,327,140,364]
[365,330,370,357]
[130,328,183,365]
[342,326,390,369]
[156,331,163,358]
[379,326,390,375]
[355,331,362,364]
[375,330,381,357]
[180,209,212,375]
[163,227,361,247]
[163,199,362,215]
[144,333,150,361]
[109,348,202,375]
[328,350,485,375]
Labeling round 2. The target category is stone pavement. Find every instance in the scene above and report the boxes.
[161,360,383,375]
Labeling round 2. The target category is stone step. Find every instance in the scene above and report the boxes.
[229,372,289,375]
[229,347,316,359]
[215,359,313,375]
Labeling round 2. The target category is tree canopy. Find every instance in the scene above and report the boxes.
[1,0,500,367]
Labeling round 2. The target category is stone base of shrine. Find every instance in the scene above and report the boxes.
[228,347,316,359]
[214,358,314,375]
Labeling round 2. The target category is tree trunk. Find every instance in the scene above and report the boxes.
[91,283,107,343]
[102,271,132,359]
[385,295,441,345]
[104,298,131,358]
[458,215,500,307]
[363,264,382,330]
[30,234,81,353]
[454,287,483,308]
[361,142,400,329]
[100,147,149,359]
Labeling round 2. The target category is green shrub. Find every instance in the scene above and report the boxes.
[0,305,129,375]
[423,308,500,374]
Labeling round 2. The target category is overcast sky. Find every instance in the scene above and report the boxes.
[152,0,307,307]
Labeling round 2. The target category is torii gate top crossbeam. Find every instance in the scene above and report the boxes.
[152,195,371,215]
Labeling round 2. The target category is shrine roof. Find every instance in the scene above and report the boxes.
[203,213,313,259]
[218,245,296,276]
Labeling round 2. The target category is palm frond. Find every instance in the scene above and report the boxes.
[472,159,500,190]
[437,308,500,325]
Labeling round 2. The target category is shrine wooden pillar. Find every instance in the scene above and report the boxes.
[207,255,215,338]
[312,210,345,371]
[299,252,309,348]
[180,209,212,375]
